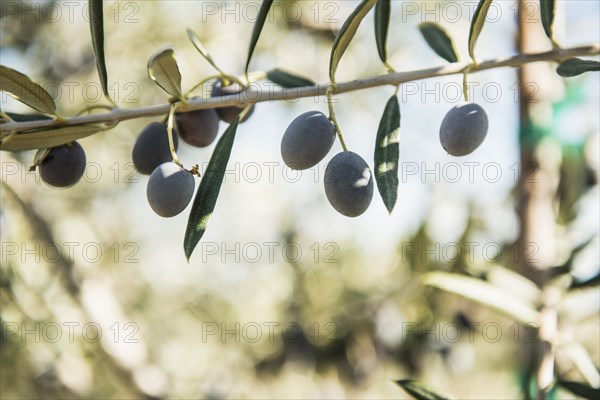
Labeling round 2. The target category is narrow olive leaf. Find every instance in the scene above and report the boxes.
[418,22,459,63]
[423,272,540,324]
[245,0,273,75]
[0,66,57,116]
[395,380,450,400]
[266,68,315,88]
[186,28,213,62]
[88,0,110,100]
[186,28,222,73]
[147,48,184,100]
[32,148,51,169]
[374,95,400,214]
[374,0,391,64]
[540,0,556,42]
[184,118,239,260]
[557,58,600,77]
[0,125,104,152]
[558,380,600,400]
[5,112,52,122]
[468,0,493,63]
[329,0,377,82]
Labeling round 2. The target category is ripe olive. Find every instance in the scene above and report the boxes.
[175,109,220,148]
[146,162,195,218]
[281,111,336,170]
[132,122,178,175]
[439,102,488,156]
[39,141,86,188]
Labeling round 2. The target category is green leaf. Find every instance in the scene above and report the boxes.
[558,380,600,400]
[374,95,400,214]
[395,380,450,400]
[1,125,105,152]
[540,0,556,42]
[5,112,52,122]
[184,118,239,260]
[329,0,377,82]
[423,272,540,324]
[245,0,273,76]
[266,68,315,88]
[556,58,600,77]
[0,65,57,116]
[88,0,110,101]
[468,0,493,63]
[186,28,222,74]
[374,0,391,64]
[32,147,51,167]
[418,22,459,63]
[147,48,184,100]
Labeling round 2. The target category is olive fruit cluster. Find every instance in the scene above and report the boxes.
[132,78,256,218]
[281,111,374,217]
[39,141,87,188]
[439,102,488,156]
[131,123,192,217]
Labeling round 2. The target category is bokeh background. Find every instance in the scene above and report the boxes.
[1,0,598,398]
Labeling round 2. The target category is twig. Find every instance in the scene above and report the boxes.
[1,45,598,136]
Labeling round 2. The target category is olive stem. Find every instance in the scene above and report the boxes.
[462,65,471,103]
[104,94,117,108]
[326,84,348,152]
[384,61,396,74]
[166,103,184,169]
[185,74,247,97]
[226,74,247,88]
[184,74,221,97]
[238,104,253,122]
[0,110,14,121]
[1,45,598,135]
[0,131,17,145]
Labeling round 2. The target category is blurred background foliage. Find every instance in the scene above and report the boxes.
[1,0,598,398]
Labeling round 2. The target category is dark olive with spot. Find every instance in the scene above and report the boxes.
[324,151,374,217]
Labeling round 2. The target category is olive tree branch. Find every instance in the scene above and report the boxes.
[1,44,598,136]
